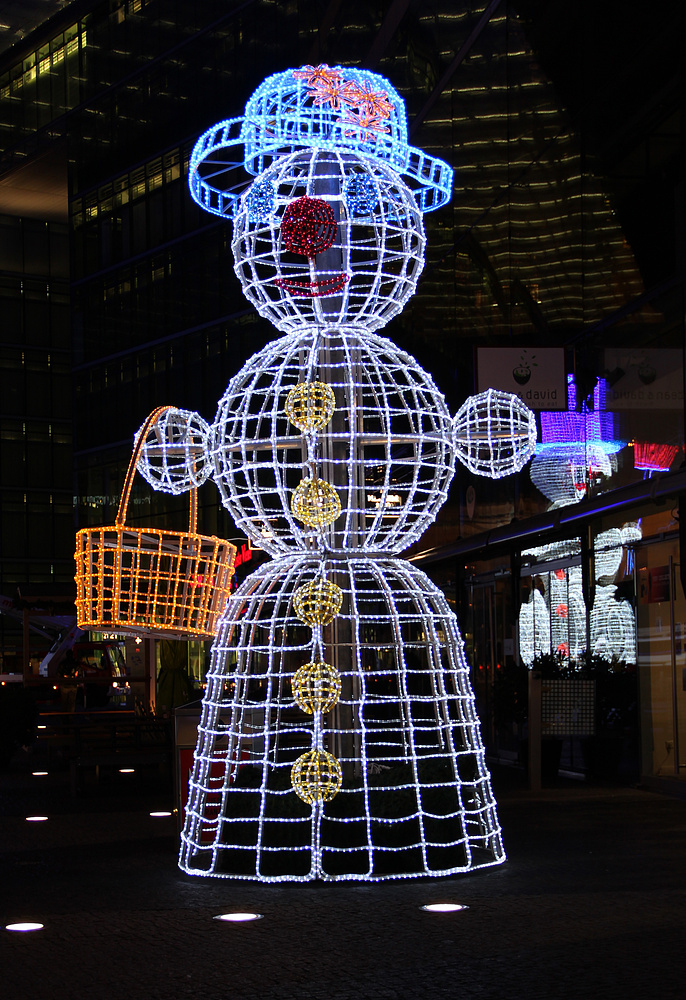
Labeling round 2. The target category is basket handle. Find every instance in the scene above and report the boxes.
[115,405,199,534]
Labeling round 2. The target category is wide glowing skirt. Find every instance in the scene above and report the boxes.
[179,555,505,881]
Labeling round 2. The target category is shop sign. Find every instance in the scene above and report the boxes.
[234,543,253,568]
[477,347,566,409]
[604,349,683,410]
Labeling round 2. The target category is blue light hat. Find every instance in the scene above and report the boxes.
[189,65,453,218]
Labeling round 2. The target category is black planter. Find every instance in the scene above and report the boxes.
[519,738,563,782]
[581,735,625,779]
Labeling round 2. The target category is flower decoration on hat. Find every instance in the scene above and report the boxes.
[294,65,394,141]
[293,64,394,143]
[293,64,357,111]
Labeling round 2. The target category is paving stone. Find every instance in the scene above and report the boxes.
[1,755,684,999]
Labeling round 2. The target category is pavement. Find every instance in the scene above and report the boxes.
[1,737,685,1000]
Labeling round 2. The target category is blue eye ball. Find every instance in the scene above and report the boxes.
[344,173,379,217]
[245,179,276,222]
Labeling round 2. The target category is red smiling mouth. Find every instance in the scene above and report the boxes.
[274,273,350,298]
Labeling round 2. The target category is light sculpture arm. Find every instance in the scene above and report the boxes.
[453,389,537,479]
[134,406,213,494]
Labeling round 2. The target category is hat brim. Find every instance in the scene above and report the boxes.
[188,116,453,218]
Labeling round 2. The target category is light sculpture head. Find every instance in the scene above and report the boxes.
[231,148,426,332]
[189,65,453,333]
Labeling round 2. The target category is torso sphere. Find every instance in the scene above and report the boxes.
[210,326,455,556]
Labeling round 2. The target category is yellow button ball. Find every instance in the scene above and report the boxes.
[293,579,343,626]
[285,381,336,432]
[291,477,341,528]
[291,749,342,803]
[292,661,342,713]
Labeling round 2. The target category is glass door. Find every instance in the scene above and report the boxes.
[671,558,686,775]
[637,538,686,778]
[469,577,515,758]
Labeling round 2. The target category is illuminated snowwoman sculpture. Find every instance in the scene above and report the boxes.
[140,65,536,881]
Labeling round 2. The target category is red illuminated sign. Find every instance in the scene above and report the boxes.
[234,543,253,568]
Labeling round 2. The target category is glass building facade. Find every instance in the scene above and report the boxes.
[0,0,684,783]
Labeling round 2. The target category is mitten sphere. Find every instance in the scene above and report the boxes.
[135,407,212,494]
[454,389,536,478]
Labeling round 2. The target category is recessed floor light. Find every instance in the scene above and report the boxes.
[214,912,263,923]
[32,771,48,776]
[6,922,44,932]
[25,816,48,823]
[119,768,135,773]
[421,902,468,913]
[149,811,172,817]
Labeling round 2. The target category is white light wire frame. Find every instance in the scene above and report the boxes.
[518,588,552,666]
[519,568,586,667]
[179,554,505,881]
[590,587,637,663]
[521,456,641,666]
[231,148,426,334]
[210,326,455,556]
[520,567,638,667]
[135,407,212,494]
[589,524,640,664]
[530,445,612,503]
[454,389,537,478]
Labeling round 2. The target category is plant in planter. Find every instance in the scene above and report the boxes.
[530,650,573,678]
[577,652,638,780]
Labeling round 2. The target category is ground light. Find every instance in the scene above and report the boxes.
[421,903,469,913]
[213,913,263,923]
[119,768,135,773]
[5,923,44,933]
[32,771,48,776]
[25,816,48,822]
[149,811,172,817]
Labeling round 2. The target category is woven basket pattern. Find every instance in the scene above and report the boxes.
[74,406,236,640]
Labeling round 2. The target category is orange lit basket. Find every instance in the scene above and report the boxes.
[75,407,236,640]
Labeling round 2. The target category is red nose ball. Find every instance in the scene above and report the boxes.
[281,196,337,257]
